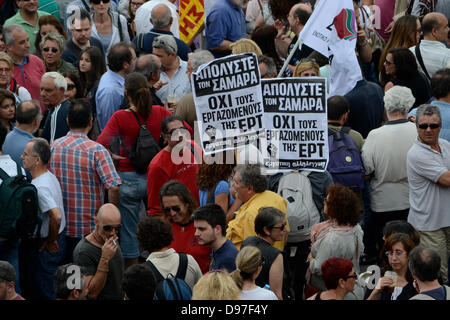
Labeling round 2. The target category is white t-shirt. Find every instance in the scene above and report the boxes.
[240,287,278,300]
[0,154,25,184]
[32,171,66,237]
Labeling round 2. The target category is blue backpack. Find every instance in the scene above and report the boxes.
[145,253,192,300]
[326,127,365,192]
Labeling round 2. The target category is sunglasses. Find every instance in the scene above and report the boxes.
[343,273,358,280]
[162,205,181,214]
[91,0,110,4]
[43,47,58,53]
[418,123,440,130]
[271,223,286,231]
[103,224,121,232]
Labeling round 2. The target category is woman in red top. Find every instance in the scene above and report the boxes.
[97,72,171,268]
[159,180,212,274]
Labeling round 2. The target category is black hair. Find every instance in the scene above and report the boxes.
[137,216,173,252]
[122,264,157,300]
[431,68,450,99]
[54,264,86,299]
[388,47,418,79]
[68,98,92,129]
[161,114,185,134]
[191,204,227,236]
[107,42,133,72]
[327,96,350,121]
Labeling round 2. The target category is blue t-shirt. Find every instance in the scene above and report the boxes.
[205,0,247,58]
[420,286,447,300]
[199,180,234,207]
[210,239,239,272]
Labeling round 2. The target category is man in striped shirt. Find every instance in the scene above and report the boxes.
[49,98,121,265]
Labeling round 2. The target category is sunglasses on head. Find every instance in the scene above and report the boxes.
[91,0,110,4]
[43,47,58,53]
[103,224,121,232]
[162,205,182,214]
[418,123,440,130]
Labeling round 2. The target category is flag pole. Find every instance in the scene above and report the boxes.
[277,35,303,78]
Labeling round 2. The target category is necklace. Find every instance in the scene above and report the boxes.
[92,231,104,246]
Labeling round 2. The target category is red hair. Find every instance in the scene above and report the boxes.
[321,257,354,290]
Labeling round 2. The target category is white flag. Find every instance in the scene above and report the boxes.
[299,0,363,96]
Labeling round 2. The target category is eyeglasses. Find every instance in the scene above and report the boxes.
[167,127,188,136]
[418,123,440,130]
[67,83,76,90]
[103,224,121,232]
[384,59,394,66]
[343,273,358,280]
[43,47,59,53]
[91,0,110,4]
[385,250,406,258]
[162,205,181,214]
[271,223,287,231]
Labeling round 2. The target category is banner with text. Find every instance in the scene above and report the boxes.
[179,0,205,44]
[261,78,329,172]
[192,53,264,155]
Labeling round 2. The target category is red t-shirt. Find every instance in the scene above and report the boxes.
[169,221,211,274]
[97,106,172,172]
[146,141,202,215]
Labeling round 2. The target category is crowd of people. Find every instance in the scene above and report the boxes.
[0,0,449,302]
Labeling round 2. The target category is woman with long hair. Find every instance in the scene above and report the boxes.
[231,246,278,300]
[378,15,421,86]
[0,89,16,132]
[96,72,172,268]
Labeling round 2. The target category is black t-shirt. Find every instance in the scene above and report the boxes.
[73,237,124,300]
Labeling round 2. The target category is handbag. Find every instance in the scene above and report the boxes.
[360,6,386,53]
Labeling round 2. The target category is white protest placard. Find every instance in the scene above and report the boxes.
[192,53,265,155]
[261,77,329,172]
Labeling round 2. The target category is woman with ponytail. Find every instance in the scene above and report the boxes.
[97,72,172,268]
[231,246,278,300]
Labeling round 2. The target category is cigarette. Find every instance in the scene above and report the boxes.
[113,239,118,246]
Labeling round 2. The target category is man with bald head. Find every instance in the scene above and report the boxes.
[410,12,449,79]
[73,203,124,300]
[134,54,164,106]
[132,3,190,61]
[2,100,41,172]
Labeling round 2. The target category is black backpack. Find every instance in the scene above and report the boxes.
[145,253,192,300]
[124,109,161,174]
[0,162,40,239]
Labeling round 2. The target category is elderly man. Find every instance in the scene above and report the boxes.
[132,3,190,61]
[175,49,215,129]
[3,24,46,104]
[226,164,288,251]
[50,98,121,265]
[20,137,66,300]
[134,54,164,106]
[362,86,417,257]
[410,12,449,80]
[407,104,450,284]
[206,0,248,58]
[39,72,70,144]
[152,35,191,104]
[73,203,124,300]
[133,0,179,37]
[258,55,277,79]
[4,0,49,48]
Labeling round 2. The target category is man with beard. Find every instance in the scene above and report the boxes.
[192,204,239,272]
[73,203,124,300]
[205,0,249,58]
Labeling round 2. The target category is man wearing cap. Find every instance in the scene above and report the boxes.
[0,261,25,300]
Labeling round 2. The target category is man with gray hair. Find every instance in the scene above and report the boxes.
[152,34,191,104]
[39,72,70,144]
[175,49,214,129]
[409,246,450,300]
[0,261,24,300]
[132,3,190,61]
[407,104,450,284]
[258,55,277,79]
[134,54,164,106]
[4,24,46,105]
[226,164,288,251]
[20,137,66,300]
[361,86,417,256]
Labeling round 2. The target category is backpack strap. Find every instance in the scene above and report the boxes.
[0,166,10,180]
[144,260,165,283]
[175,253,188,280]
[138,33,145,53]
[129,108,145,127]
[415,43,431,81]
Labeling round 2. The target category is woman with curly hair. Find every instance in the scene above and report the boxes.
[192,270,240,300]
[196,153,241,223]
[307,184,364,300]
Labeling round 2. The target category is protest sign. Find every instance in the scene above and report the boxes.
[261,77,329,172]
[192,53,264,155]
